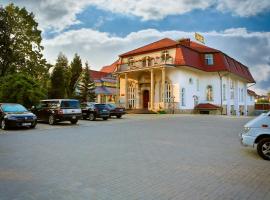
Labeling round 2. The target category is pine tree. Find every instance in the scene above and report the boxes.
[49,53,68,99]
[78,62,95,102]
[68,53,82,97]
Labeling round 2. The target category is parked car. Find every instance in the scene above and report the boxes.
[0,103,37,130]
[31,99,82,125]
[240,111,270,160]
[81,102,110,121]
[106,103,126,118]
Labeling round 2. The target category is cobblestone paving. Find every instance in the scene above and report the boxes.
[0,114,269,200]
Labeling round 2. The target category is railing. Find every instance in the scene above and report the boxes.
[118,58,174,72]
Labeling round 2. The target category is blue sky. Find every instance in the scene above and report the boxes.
[2,0,270,94]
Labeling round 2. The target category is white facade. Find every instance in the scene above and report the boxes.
[115,44,255,115]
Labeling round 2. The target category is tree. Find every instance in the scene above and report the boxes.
[0,4,49,79]
[68,53,82,97]
[0,73,47,108]
[49,53,68,99]
[78,62,95,102]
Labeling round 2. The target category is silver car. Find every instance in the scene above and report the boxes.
[240,111,270,160]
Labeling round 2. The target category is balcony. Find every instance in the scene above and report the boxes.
[118,57,174,72]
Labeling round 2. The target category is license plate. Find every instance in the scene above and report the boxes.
[72,116,76,119]
[22,123,31,126]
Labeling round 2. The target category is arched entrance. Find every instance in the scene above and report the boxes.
[143,90,149,109]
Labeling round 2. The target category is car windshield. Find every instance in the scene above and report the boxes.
[108,104,116,109]
[95,104,108,109]
[1,104,28,113]
[61,100,80,109]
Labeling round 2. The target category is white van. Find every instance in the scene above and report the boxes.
[240,111,270,160]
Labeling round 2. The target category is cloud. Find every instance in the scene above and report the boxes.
[42,27,270,94]
[2,0,270,31]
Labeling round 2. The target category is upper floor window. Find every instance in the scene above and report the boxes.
[161,50,171,62]
[205,54,214,65]
[206,85,213,101]
[128,57,134,66]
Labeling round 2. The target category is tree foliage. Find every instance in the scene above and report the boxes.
[0,4,49,79]
[68,53,82,97]
[0,73,47,108]
[78,62,96,102]
[49,53,69,99]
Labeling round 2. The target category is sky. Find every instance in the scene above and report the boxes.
[2,0,270,94]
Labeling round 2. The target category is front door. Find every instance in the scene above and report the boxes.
[143,90,149,109]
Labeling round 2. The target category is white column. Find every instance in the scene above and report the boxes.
[244,83,248,116]
[226,75,231,116]
[150,69,154,110]
[235,80,240,116]
[116,74,120,105]
[125,73,128,109]
[161,68,166,108]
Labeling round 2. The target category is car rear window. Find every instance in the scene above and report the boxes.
[61,100,80,109]
[41,101,60,108]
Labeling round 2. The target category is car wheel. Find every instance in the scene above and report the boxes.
[48,115,56,125]
[0,120,7,130]
[103,117,108,120]
[30,122,37,129]
[257,138,270,160]
[89,113,96,121]
[117,115,122,119]
[70,119,78,124]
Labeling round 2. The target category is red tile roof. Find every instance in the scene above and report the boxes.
[118,38,255,83]
[90,70,109,80]
[195,103,221,110]
[100,59,119,73]
[119,38,178,57]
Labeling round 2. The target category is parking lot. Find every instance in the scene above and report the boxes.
[0,114,269,200]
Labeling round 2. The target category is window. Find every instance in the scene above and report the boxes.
[164,82,173,103]
[222,84,226,100]
[206,85,213,101]
[181,88,186,106]
[161,50,170,62]
[196,79,199,91]
[128,82,136,108]
[189,78,193,84]
[241,88,244,102]
[142,57,147,67]
[205,54,214,65]
[128,57,134,66]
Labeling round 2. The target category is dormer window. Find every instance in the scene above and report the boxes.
[205,54,214,65]
[161,50,170,62]
[128,57,134,66]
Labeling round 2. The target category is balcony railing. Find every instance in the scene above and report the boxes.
[118,58,174,72]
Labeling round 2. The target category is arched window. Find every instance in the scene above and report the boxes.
[206,85,213,101]
[181,88,186,106]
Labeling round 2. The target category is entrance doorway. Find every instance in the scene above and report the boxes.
[143,90,149,109]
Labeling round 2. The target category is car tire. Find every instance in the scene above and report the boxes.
[257,138,270,160]
[30,122,37,129]
[103,117,108,120]
[0,120,7,130]
[48,115,56,125]
[117,115,122,119]
[89,113,96,121]
[70,119,78,124]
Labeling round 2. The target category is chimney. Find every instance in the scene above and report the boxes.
[177,38,190,47]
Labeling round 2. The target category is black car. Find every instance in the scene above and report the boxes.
[81,102,110,121]
[0,103,37,130]
[32,99,82,125]
[106,103,126,118]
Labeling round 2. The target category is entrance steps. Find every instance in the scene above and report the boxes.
[126,109,157,114]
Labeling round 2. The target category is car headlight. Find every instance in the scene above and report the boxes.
[32,115,37,119]
[5,115,17,120]
[244,127,250,133]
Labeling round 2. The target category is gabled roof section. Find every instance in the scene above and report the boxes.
[119,38,178,57]
[100,59,119,73]
[90,70,109,80]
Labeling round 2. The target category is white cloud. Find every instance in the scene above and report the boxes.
[42,27,270,94]
[2,0,270,31]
